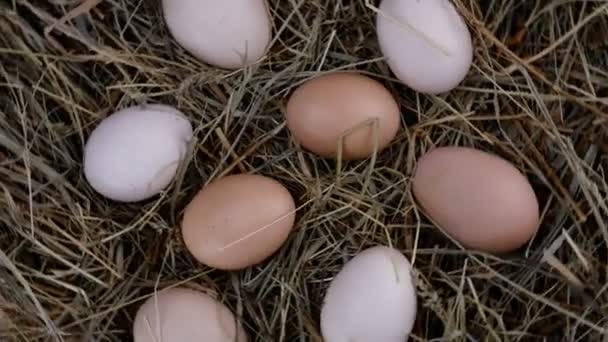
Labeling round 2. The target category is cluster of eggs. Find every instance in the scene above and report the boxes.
[82,0,541,341]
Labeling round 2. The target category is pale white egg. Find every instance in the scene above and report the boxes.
[84,104,193,202]
[162,0,272,69]
[376,0,473,94]
[321,246,417,342]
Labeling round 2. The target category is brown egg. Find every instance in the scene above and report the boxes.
[181,174,296,270]
[412,146,540,253]
[286,72,401,160]
[133,287,247,342]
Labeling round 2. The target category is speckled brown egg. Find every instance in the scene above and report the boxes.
[286,72,401,160]
[181,174,296,270]
[412,146,540,253]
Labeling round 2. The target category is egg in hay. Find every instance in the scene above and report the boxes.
[376,0,473,94]
[285,72,401,160]
[181,174,296,270]
[162,0,272,69]
[133,287,247,342]
[83,104,193,202]
[412,146,540,253]
[321,246,417,342]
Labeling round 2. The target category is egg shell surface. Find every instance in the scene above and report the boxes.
[376,0,473,94]
[162,0,271,69]
[286,72,401,160]
[133,287,247,342]
[83,104,193,202]
[321,246,417,342]
[181,174,296,270]
[412,146,540,253]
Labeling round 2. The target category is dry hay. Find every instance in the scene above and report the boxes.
[1,0,608,341]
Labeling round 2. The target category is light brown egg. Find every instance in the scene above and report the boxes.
[133,287,247,342]
[286,72,401,160]
[412,146,540,253]
[181,174,296,270]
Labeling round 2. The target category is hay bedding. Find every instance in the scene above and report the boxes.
[1,0,608,341]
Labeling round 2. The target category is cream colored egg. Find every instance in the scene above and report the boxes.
[162,0,272,69]
[321,246,417,342]
[376,0,473,94]
[133,287,248,342]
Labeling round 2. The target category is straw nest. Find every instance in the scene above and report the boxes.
[1,0,608,341]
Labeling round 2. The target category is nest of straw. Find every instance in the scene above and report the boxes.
[1,0,608,341]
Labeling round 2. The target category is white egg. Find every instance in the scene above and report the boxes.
[376,0,473,94]
[84,104,193,202]
[162,0,272,69]
[321,246,417,342]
